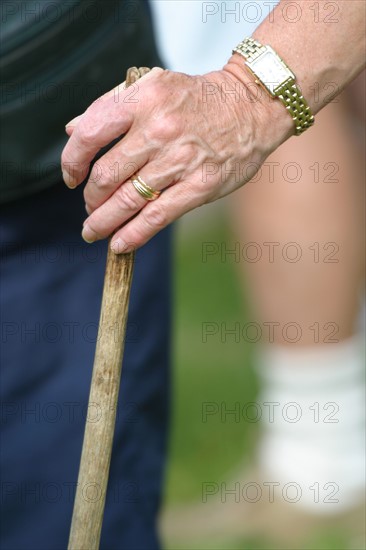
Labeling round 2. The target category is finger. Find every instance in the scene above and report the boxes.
[83,133,151,213]
[64,85,125,137]
[83,137,183,213]
[110,182,202,253]
[81,180,146,243]
[61,100,134,188]
[82,166,173,242]
[61,68,163,188]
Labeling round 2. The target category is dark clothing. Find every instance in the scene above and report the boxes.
[1,0,157,202]
[0,183,172,549]
[0,1,172,548]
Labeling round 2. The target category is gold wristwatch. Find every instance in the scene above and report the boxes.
[233,37,314,135]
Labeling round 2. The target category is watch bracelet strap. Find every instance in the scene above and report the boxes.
[233,37,266,63]
[276,80,315,135]
[233,38,314,136]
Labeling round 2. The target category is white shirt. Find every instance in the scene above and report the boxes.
[150,0,279,74]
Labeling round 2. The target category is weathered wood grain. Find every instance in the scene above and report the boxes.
[68,67,150,550]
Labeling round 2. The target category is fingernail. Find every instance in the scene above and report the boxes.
[111,238,129,254]
[62,169,77,189]
[65,114,82,128]
[82,224,98,244]
[85,203,92,216]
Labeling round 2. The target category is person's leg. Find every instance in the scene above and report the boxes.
[0,183,172,550]
[229,90,365,513]
[231,93,364,343]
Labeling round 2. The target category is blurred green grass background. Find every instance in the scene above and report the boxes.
[161,211,362,550]
[166,214,259,504]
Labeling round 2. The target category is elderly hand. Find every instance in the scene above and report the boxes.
[61,62,292,253]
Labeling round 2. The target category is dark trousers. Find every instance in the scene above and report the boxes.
[0,183,172,550]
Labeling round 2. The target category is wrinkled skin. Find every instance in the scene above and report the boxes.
[61,65,291,253]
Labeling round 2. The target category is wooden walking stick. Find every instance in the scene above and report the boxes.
[68,67,151,550]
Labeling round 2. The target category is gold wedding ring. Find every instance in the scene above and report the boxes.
[131,174,161,201]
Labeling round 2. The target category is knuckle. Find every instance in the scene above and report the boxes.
[88,162,105,187]
[77,118,99,147]
[117,184,142,212]
[90,162,113,191]
[88,160,123,197]
[179,143,197,166]
[147,114,181,143]
[86,217,103,238]
[143,202,168,230]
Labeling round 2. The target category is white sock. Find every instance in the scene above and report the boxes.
[256,333,365,514]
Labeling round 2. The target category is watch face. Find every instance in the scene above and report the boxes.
[248,48,294,95]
